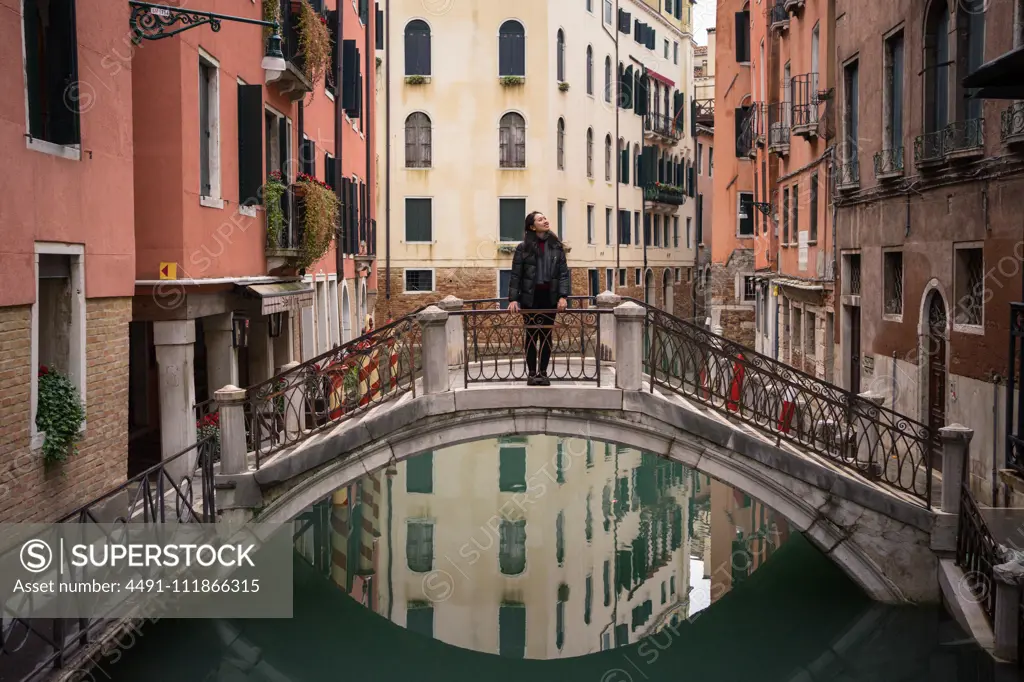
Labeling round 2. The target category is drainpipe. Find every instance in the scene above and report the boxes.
[365,11,372,286]
[891,351,897,410]
[335,5,345,276]
[384,0,391,306]
[614,0,620,275]
[993,374,1002,507]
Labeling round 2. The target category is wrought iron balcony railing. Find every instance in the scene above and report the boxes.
[737,106,756,157]
[769,1,789,30]
[791,73,819,134]
[847,254,861,295]
[644,113,681,140]
[1001,102,1024,145]
[767,102,791,153]
[914,129,945,167]
[873,147,904,179]
[266,184,304,252]
[944,118,985,158]
[834,157,860,191]
[644,183,685,205]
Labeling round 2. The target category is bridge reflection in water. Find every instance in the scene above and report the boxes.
[101,438,1000,681]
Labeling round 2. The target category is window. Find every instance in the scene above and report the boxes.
[782,188,790,244]
[805,312,816,360]
[404,19,431,75]
[586,45,594,94]
[499,519,527,575]
[663,216,670,248]
[673,217,680,248]
[604,56,612,103]
[499,604,526,658]
[406,521,434,572]
[405,112,432,168]
[605,207,612,245]
[653,215,661,247]
[883,251,904,316]
[924,4,950,134]
[499,20,526,76]
[619,209,631,245]
[499,269,513,308]
[708,147,713,176]
[555,118,566,170]
[743,276,757,302]
[32,245,85,448]
[556,29,566,82]
[843,60,859,168]
[635,268,641,286]
[585,575,593,625]
[557,200,566,238]
[588,269,600,297]
[661,582,667,604]
[697,194,704,244]
[407,604,433,638]
[634,211,641,246]
[404,269,434,292]
[198,56,220,199]
[685,218,691,249]
[606,268,613,291]
[556,583,567,649]
[883,31,904,154]
[618,269,626,287]
[499,112,527,168]
[664,39,669,59]
[264,108,291,180]
[604,0,613,24]
[587,205,595,244]
[957,1,985,122]
[237,83,263,205]
[674,268,681,284]
[792,183,799,238]
[586,128,594,177]
[587,0,593,12]
[734,10,750,62]
[605,134,612,181]
[674,41,679,64]
[556,510,566,564]
[697,144,703,175]
[666,0,673,14]
[23,0,81,149]
[843,253,862,296]
[500,198,526,242]
[792,307,803,358]
[954,246,984,327]
[405,198,432,242]
[738,192,754,237]
[499,446,527,491]
[406,451,433,493]
[300,137,315,177]
[603,559,611,605]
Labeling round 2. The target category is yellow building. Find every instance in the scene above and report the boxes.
[376,438,693,658]
[375,0,699,320]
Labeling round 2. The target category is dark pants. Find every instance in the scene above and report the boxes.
[522,290,557,376]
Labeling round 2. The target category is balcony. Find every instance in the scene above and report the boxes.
[769,1,789,32]
[914,130,945,170]
[1001,102,1024,147]
[695,99,715,126]
[834,157,860,192]
[644,183,685,209]
[754,103,766,148]
[266,0,314,100]
[737,106,755,158]
[265,184,305,273]
[644,113,682,142]
[767,102,791,156]
[944,118,985,162]
[873,147,904,181]
[783,0,805,11]
[790,73,819,139]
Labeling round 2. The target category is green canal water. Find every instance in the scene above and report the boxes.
[101,437,1002,682]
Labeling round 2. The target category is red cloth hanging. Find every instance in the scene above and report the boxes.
[727,354,745,412]
[777,401,796,433]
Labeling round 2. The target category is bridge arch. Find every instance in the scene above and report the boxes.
[248,387,936,604]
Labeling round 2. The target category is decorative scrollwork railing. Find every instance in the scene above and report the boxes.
[944,118,985,155]
[1002,102,1024,144]
[244,316,422,467]
[629,299,935,506]
[873,147,904,178]
[956,483,997,622]
[834,157,860,190]
[915,129,945,166]
[459,307,608,385]
[1,438,216,682]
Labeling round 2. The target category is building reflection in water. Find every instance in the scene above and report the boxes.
[292,436,789,660]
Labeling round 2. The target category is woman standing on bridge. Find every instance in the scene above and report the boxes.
[506,211,571,386]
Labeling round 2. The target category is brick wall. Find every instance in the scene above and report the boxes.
[375,268,500,321]
[0,298,131,522]
[711,249,756,348]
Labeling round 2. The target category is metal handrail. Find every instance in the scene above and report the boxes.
[873,147,904,177]
[956,483,997,621]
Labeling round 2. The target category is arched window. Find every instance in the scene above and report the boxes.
[956,0,985,122]
[586,127,594,178]
[556,29,566,82]
[604,56,612,103]
[604,134,612,181]
[499,112,527,168]
[499,20,526,76]
[404,19,431,76]
[586,45,594,95]
[924,1,950,134]
[405,112,432,168]
[557,117,565,170]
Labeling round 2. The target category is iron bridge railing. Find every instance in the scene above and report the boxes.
[956,483,998,622]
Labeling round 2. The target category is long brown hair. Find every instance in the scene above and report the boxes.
[524,210,563,248]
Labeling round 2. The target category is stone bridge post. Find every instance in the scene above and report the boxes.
[614,301,645,390]
[857,391,886,478]
[939,424,974,517]
[438,295,464,367]
[215,385,248,476]
[418,305,450,394]
[596,291,621,362]
[281,361,304,440]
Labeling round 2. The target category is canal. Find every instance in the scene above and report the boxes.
[102,436,999,681]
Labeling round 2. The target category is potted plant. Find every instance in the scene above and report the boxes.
[295,172,339,269]
[263,170,288,247]
[405,75,428,85]
[558,81,570,92]
[35,366,85,466]
[296,0,332,92]
[497,243,518,254]
[500,75,525,87]
[196,412,221,461]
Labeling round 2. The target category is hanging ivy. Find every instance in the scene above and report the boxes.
[261,0,280,40]
[35,366,85,466]
[295,172,338,269]
[297,0,332,93]
[263,170,287,248]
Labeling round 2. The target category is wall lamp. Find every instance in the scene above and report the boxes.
[128,1,285,71]
[232,313,250,349]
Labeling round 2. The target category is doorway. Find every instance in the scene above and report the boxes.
[847,305,861,395]
[662,270,674,315]
[645,269,656,306]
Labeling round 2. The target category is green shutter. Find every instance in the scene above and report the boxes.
[499,519,527,575]
[499,604,526,658]
[405,198,432,242]
[406,603,434,638]
[556,440,566,483]
[556,510,565,565]
[584,575,593,624]
[603,559,611,606]
[406,451,433,493]
[406,521,434,572]
[585,492,593,542]
[500,198,526,242]
[499,446,527,491]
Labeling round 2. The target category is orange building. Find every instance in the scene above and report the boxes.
[127,0,378,474]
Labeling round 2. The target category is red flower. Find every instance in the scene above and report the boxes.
[38,365,49,377]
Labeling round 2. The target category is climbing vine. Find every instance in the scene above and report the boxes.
[263,170,287,248]
[36,366,86,466]
[297,0,331,93]
[296,172,338,269]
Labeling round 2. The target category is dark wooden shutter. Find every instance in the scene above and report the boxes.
[278,117,289,178]
[512,32,525,76]
[499,31,512,75]
[39,0,80,144]
[499,605,526,658]
[405,22,430,75]
[691,97,697,137]
[342,40,358,110]
[735,12,750,62]
[618,9,631,33]
[623,65,633,108]
[735,107,745,157]
[359,180,367,247]
[638,76,649,115]
[500,198,525,242]
[349,180,359,249]
[375,4,384,49]
[647,26,656,50]
[620,148,629,184]
[237,84,263,206]
[634,20,641,43]
[323,153,335,190]
[673,91,683,130]
[688,167,696,196]
[339,177,351,247]
[359,0,368,24]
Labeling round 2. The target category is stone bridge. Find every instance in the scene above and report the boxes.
[209,295,974,605]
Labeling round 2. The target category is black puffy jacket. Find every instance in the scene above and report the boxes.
[507,232,571,308]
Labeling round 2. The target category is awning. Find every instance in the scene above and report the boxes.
[241,281,315,315]
[773,277,824,292]
[645,68,675,88]
[963,46,1024,99]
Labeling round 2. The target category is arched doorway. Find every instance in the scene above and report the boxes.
[645,269,656,306]
[924,290,947,471]
[341,285,352,343]
[662,269,674,314]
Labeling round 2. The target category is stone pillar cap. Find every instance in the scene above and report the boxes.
[939,423,975,442]
[417,305,449,324]
[438,295,464,311]
[857,391,886,406]
[613,301,646,318]
[214,385,247,402]
[596,290,622,307]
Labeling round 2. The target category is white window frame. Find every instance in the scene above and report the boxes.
[496,19,528,80]
[497,109,529,170]
[952,241,985,335]
[604,0,612,25]
[882,247,904,322]
[499,196,528,243]
[587,204,595,244]
[328,277,340,348]
[404,196,435,244]
[30,242,86,451]
[606,268,614,292]
[737,191,754,237]
[198,49,223,208]
[634,268,641,286]
[404,268,436,294]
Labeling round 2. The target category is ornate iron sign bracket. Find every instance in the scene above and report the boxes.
[129,1,278,43]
